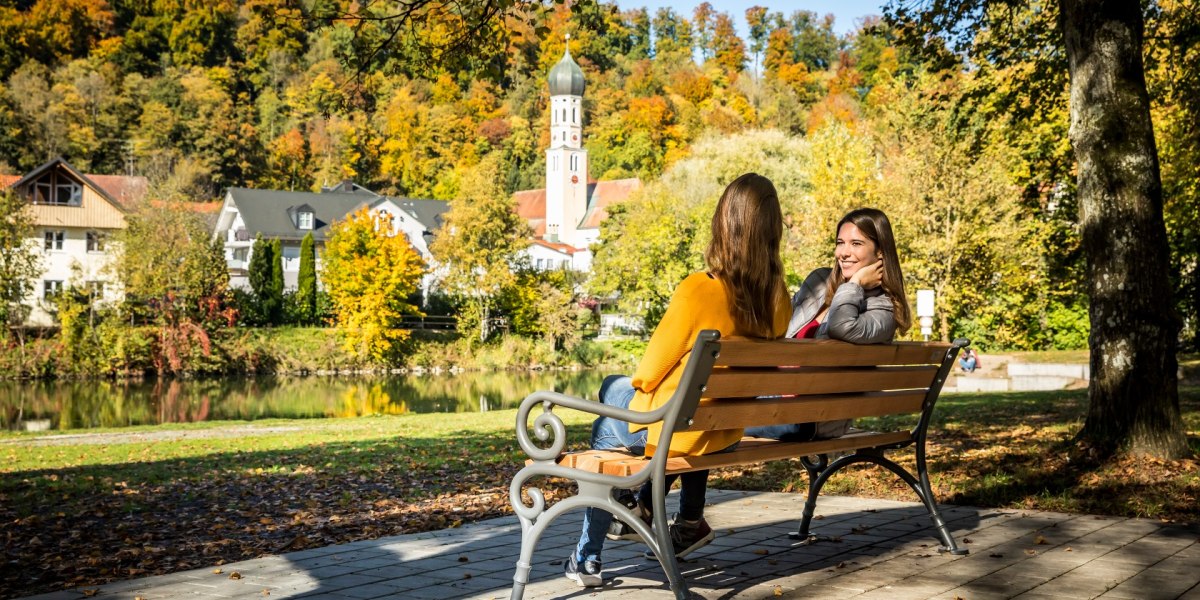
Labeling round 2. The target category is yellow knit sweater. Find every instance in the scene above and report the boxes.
[629,272,791,457]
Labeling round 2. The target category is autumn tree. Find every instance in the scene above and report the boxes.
[321,206,426,361]
[429,155,530,342]
[113,199,232,372]
[589,130,809,328]
[0,190,40,330]
[887,0,1188,458]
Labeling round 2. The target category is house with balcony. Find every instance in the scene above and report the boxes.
[211,183,448,293]
[1,157,147,326]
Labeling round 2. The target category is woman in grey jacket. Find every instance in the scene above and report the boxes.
[746,207,912,441]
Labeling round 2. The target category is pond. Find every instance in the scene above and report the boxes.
[0,370,608,431]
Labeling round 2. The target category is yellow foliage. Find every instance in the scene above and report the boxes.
[321,207,426,361]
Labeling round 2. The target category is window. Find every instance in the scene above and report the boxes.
[86,231,105,252]
[86,281,105,297]
[43,280,63,298]
[572,107,576,123]
[44,230,64,251]
[233,247,248,262]
[536,258,544,269]
[33,178,81,205]
[570,155,578,172]
[298,211,314,230]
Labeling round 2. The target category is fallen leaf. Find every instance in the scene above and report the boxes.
[1024,549,1038,556]
[212,569,223,575]
[82,591,99,598]
[753,549,769,555]
[229,572,242,580]
[457,555,469,562]
[774,586,783,596]
[1034,535,1048,545]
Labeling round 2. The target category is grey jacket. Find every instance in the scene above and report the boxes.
[786,267,897,343]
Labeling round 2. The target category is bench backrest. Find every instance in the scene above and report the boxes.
[657,331,964,449]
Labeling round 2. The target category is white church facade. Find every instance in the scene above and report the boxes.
[514,43,641,273]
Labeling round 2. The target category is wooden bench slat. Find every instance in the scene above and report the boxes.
[686,390,926,431]
[703,365,938,398]
[586,431,914,477]
[716,337,950,368]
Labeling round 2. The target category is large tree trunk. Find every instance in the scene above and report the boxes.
[1059,0,1188,458]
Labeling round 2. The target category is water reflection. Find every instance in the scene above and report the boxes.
[0,370,607,431]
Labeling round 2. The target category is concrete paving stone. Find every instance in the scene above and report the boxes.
[1032,543,1119,563]
[930,588,1013,600]
[288,563,362,579]
[843,581,955,600]
[318,582,406,599]
[1019,570,1127,598]
[345,563,426,580]
[1099,570,1199,600]
[1178,583,1200,600]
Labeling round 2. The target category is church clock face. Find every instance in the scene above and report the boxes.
[571,134,578,142]
[571,175,579,183]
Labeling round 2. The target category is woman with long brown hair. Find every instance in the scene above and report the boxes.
[746,206,912,441]
[564,173,792,588]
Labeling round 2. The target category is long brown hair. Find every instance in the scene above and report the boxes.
[825,207,912,334]
[705,173,786,339]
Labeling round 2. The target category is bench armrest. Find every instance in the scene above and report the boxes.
[515,389,671,462]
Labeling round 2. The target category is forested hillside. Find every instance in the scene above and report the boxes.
[0,0,1195,351]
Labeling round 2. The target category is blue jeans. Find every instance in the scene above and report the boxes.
[575,375,644,563]
[574,375,719,563]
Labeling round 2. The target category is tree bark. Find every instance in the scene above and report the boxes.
[1059,0,1188,458]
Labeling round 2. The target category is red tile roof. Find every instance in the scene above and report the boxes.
[86,174,148,206]
[581,178,642,229]
[513,188,548,236]
[513,178,642,237]
[531,239,579,254]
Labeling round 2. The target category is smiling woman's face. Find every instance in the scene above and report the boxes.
[835,222,881,280]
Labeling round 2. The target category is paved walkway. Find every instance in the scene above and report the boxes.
[23,490,1200,600]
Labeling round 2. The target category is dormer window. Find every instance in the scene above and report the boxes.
[32,174,82,206]
[290,203,316,230]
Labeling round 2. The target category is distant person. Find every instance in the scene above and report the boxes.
[960,347,979,373]
[745,207,912,442]
[564,173,791,588]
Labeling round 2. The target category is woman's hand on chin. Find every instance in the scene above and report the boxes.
[849,261,883,289]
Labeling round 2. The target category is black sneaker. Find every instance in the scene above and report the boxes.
[564,554,602,587]
[669,516,714,558]
[607,503,652,541]
[644,515,715,559]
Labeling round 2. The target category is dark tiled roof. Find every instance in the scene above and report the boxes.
[227,188,447,242]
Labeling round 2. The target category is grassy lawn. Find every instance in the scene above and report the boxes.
[2,388,1198,597]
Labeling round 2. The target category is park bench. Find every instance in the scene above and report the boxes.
[508,331,969,600]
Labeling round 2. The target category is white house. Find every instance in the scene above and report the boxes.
[513,43,643,273]
[211,183,448,293]
[1,157,146,326]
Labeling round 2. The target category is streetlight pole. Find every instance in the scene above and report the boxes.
[917,289,935,342]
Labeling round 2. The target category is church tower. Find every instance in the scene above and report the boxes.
[545,38,588,246]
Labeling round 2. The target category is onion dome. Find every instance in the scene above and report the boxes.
[548,46,585,97]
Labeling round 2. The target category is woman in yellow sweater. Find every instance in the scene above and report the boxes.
[565,173,792,587]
